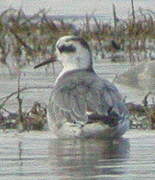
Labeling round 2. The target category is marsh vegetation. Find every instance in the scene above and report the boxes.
[0,8,155,131]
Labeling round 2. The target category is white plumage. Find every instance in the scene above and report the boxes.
[45,35,130,138]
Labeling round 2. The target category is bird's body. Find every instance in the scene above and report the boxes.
[36,35,129,138]
[48,69,129,138]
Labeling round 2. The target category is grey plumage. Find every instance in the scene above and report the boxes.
[40,35,130,138]
[48,69,129,130]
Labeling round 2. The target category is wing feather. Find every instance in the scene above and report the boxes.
[48,73,128,128]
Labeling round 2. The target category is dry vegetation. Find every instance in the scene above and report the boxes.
[0,8,155,131]
[0,8,154,66]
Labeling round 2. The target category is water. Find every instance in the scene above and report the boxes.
[0,1,155,178]
[0,130,155,180]
[0,0,154,21]
[1,62,155,179]
[0,61,147,113]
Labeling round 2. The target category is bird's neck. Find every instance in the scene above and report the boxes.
[55,54,92,83]
[55,64,83,83]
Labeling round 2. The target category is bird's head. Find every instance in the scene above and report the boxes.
[34,35,93,71]
[55,35,93,71]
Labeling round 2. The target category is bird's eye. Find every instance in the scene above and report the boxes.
[58,44,76,53]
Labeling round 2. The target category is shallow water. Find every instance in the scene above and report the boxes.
[0,61,148,112]
[0,62,155,179]
[0,1,155,179]
[0,130,155,180]
[0,0,154,21]
[1,62,155,179]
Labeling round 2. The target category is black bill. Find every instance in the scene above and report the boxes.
[34,55,57,69]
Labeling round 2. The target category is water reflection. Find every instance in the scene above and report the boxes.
[1,132,155,179]
[48,138,130,179]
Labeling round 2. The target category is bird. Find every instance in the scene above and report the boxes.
[34,35,129,138]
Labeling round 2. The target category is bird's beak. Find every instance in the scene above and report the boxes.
[33,54,57,69]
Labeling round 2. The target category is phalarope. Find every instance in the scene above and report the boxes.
[34,35,129,138]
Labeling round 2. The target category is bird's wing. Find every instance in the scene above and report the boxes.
[48,74,128,127]
[49,80,89,127]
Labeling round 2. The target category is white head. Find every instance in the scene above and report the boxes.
[33,36,93,80]
[55,35,93,73]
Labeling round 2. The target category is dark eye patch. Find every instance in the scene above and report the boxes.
[66,37,90,52]
[58,44,76,53]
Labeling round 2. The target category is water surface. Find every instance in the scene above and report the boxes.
[0,130,155,180]
[0,1,155,179]
[0,0,154,21]
[0,61,148,112]
[0,60,155,180]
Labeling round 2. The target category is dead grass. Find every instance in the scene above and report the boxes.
[0,8,155,130]
[0,8,154,66]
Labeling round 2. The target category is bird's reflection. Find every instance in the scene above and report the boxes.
[48,138,130,179]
